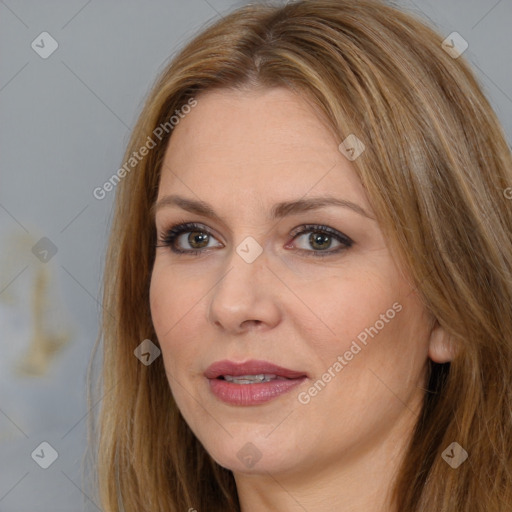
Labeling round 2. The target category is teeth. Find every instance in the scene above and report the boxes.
[223,374,278,384]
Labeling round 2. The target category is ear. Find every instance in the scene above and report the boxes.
[428,320,457,363]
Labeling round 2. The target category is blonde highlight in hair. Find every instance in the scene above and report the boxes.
[90,1,512,510]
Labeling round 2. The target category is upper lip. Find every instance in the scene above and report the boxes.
[204,359,308,379]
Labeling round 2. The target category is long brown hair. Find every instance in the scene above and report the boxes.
[90,1,512,510]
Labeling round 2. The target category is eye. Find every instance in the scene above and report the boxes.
[155,222,353,257]
[287,224,353,257]
[156,222,222,255]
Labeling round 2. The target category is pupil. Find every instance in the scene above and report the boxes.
[189,231,209,248]
[310,232,331,250]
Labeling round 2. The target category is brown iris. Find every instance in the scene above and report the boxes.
[188,230,209,249]
[309,232,332,251]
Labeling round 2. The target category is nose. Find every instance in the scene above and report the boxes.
[207,243,282,334]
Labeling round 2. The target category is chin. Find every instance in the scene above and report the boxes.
[198,432,302,475]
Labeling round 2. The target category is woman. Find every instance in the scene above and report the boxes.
[91,1,512,510]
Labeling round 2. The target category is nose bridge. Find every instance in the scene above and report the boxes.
[208,238,279,331]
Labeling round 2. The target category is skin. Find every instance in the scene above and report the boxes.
[149,87,453,512]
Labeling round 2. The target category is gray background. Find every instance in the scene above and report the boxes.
[0,1,510,510]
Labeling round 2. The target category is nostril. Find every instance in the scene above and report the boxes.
[241,319,262,328]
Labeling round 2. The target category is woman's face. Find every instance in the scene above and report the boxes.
[150,87,433,479]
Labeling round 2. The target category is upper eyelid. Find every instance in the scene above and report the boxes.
[171,222,223,243]
[159,222,343,237]
[159,222,352,247]
[156,222,223,248]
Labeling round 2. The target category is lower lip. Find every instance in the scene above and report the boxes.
[208,377,307,406]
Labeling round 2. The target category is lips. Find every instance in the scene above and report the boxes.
[204,359,308,406]
[204,359,308,380]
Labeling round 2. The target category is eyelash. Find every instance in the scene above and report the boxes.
[156,222,353,258]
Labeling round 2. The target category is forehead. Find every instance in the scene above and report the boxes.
[158,87,369,211]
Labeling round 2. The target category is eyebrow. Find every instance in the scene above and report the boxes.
[151,194,374,221]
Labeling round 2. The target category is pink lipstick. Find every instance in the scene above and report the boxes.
[205,359,307,406]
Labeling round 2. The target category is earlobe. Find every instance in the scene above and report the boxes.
[428,321,456,363]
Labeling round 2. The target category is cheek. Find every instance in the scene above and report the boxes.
[149,261,209,373]
[149,260,200,332]
[149,264,187,364]
[305,265,428,391]
[149,263,214,436]
[150,266,172,329]
[299,268,400,352]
